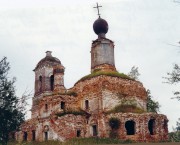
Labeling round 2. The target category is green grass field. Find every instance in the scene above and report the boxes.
[6,138,135,145]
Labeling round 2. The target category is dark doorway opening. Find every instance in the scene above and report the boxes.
[32,130,35,141]
[148,119,155,135]
[85,100,89,110]
[23,132,28,141]
[77,130,81,137]
[125,120,135,135]
[44,132,48,141]
[50,75,54,91]
[92,125,97,136]
[61,101,65,110]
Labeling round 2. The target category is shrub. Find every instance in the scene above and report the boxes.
[109,118,120,139]
[169,131,180,142]
[109,118,120,130]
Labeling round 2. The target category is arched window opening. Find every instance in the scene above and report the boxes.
[23,132,28,141]
[32,130,35,141]
[61,101,65,110]
[148,119,155,135]
[44,132,48,141]
[45,104,48,111]
[39,76,42,92]
[77,130,81,137]
[50,75,54,91]
[85,100,89,110]
[125,120,135,135]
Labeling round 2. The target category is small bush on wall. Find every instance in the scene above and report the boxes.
[109,117,120,138]
[109,117,120,130]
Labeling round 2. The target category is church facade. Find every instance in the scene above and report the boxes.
[16,13,168,142]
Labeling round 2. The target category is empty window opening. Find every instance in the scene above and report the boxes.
[61,101,65,109]
[45,104,48,111]
[92,125,97,136]
[44,132,48,141]
[50,75,54,91]
[39,76,42,92]
[85,100,89,110]
[163,119,168,131]
[148,119,155,135]
[32,130,35,141]
[77,130,81,137]
[23,132,28,141]
[125,120,135,135]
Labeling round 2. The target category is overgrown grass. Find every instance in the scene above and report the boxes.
[43,91,78,98]
[76,71,134,83]
[107,104,145,114]
[56,109,86,117]
[7,138,135,145]
[52,91,78,97]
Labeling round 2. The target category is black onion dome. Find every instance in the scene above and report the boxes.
[34,51,61,71]
[93,17,108,35]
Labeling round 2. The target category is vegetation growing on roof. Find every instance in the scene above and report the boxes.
[77,71,134,83]
[44,91,78,97]
[56,109,86,117]
[107,104,145,114]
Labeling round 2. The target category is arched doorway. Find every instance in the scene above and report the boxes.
[125,120,135,135]
[32,130,35,141]
[148,119,155,135]
[23,132,28,141]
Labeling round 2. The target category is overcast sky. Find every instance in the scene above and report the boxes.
[0,0,179,132]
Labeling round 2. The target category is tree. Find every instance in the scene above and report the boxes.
[0,57,25,145]
[174,0,180,4]
[169,118,180,142]
[128,66,160,112]
[176,118,180,131]
[164,64,180,101]
[146,89,160,113]
[128,66,140,80]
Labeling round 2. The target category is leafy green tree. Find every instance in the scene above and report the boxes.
[128,66,140,80]
[164,64,180,100]
[128,66,160,112]
[146,90,160,113]
[169,118,180,142]
[164,63,180,141]
[0,57,25,145]
[176,118,180,131]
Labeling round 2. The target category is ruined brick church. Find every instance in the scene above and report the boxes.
[16,7,168,142]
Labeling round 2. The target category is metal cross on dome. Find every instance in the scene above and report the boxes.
[93,3,102,17]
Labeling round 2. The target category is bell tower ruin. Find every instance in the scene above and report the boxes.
[91,4,116,72]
